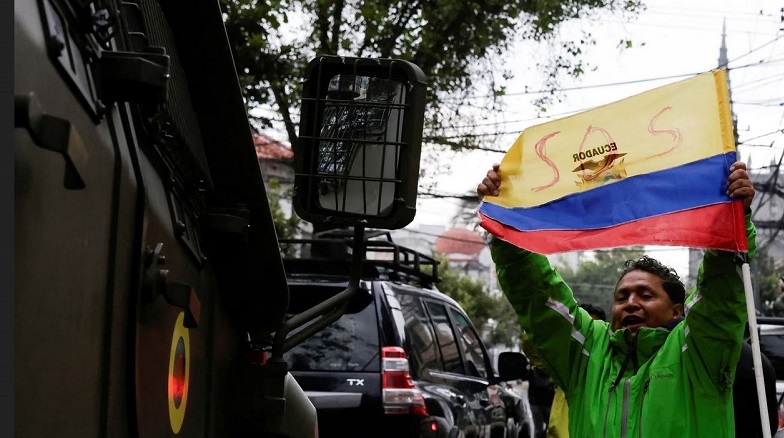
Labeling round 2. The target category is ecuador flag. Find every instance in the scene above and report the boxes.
[478,69,748,254]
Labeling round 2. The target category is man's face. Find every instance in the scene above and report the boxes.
[611,270,684,333]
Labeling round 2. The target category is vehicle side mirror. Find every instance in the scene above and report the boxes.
[294,56,427,229]
[497,351,529,381]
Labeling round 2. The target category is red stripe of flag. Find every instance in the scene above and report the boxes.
[479,202,748,255]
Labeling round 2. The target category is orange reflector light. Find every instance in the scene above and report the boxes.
[168,337,187,407]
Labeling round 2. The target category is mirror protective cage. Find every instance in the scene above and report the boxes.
[294,56,427,229]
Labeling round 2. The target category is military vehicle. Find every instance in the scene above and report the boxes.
[14,0,427,435]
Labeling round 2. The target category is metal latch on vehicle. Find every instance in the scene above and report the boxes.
[143,242,201,328]
[14,92,89,190]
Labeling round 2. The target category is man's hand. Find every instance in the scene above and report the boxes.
[727,161,755,212]
[477,163,502,199]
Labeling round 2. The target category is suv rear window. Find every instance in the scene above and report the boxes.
[284,284,380,372]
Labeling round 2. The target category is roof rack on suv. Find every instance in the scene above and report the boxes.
[280,229,440,287]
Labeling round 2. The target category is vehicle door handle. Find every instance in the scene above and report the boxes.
[144,243,201,328]
[163,281,201,329]
[15,92,88,190]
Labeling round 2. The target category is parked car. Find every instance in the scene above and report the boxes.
[278,232,540,438]
[758,317,784,430]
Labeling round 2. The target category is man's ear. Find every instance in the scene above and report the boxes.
[672,303,684,319]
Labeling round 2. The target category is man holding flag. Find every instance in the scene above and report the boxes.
[478,160,756,437]
[475,71,768,437]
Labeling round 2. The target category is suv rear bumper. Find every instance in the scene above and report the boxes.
[314,409,441,438]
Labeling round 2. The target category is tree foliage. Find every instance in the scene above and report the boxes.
[265,178,301,255]
[486,298,524,348]
[436,257,497,325]
[755,248,784,316]
[222,0,645,159]
[557,247,645,317]
[435,256,521,347]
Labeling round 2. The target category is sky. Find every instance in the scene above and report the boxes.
[410,0,784,276]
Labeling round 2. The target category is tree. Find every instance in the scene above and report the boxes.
[755,247,784,316]
[221,0,645,159]
[434,256,521,347]
[436,256,497,326]
[558,247,645,317]
[485,298,524,348]
[266,178,301,255]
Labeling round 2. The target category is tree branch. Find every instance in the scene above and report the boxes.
[377,0,421,58]
[269,75,299,148]
[330,0,345,52]
[315,2,331,53]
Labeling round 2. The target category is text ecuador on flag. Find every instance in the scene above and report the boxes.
[478,69,748,254]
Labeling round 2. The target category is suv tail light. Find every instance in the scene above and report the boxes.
[381,347,428,416]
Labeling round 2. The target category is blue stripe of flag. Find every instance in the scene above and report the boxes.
[478,152,736,232]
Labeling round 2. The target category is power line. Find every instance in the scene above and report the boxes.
[629,21,779,37]
[726,34,784,65]
[419,192,476,200]
[441,71,700,103]
[423,137,508,153]
[731,72,784,93]
[436,63,784,132]
[735,102,784,107]
[648,4,782,20]
[739,129,784,143]
[441,52,784,103]
[739,140,783,150]
[254,36,784,149]
[253,54,784,140]
[396,227,486,245]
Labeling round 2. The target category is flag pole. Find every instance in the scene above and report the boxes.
[739,253,772,438]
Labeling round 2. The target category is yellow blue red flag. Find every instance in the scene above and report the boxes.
[478,69,748,254]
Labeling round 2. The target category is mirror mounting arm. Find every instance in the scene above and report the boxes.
[270,225,366,360]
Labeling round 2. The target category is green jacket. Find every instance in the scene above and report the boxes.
[491,217,756,438]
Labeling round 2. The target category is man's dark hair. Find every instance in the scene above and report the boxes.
[618,255,686,305]
[580,303,607,322]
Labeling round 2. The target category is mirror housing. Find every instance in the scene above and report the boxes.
[294,56,427,229]
[497,351,529,381]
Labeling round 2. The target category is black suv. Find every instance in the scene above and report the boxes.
[279,232,537,438]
